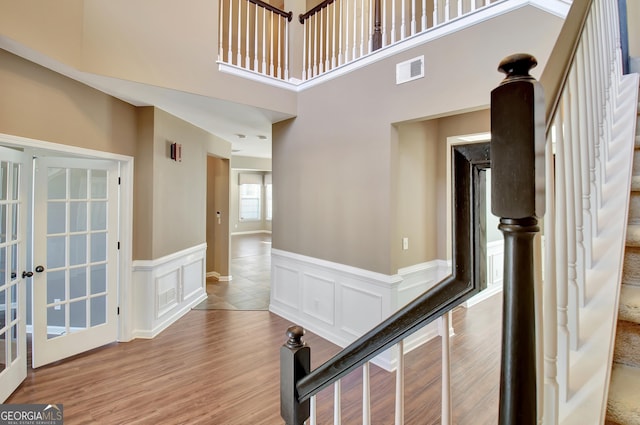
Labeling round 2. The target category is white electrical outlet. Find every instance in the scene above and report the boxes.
[402,237,409,250]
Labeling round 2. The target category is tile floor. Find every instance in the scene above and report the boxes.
[194,233,272,310]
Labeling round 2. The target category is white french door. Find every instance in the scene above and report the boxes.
[31,157,119,368]
[0,147,27,402]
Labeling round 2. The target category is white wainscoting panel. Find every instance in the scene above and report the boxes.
[302,273,336,326]
[270,249,452,370]
[132,243,207,338]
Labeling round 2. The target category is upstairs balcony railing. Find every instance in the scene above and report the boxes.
[218,0,293,80]
[218,0,501,81]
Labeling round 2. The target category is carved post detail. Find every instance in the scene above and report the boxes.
[491,53,545,425]
[280,325,311,425]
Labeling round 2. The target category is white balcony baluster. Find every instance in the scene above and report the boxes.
[395,340,404,425]
[363,362,371,425]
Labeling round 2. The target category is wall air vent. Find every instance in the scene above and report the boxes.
[396,55,424,85]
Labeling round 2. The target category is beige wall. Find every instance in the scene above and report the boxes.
[0,49,137,157]
[150,108,210,258]
[0,49,229,262]
[392,119,439,270]
[0,0,83,66]
[207,156,230,276]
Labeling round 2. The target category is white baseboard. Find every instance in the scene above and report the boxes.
[206,271,232,281]
[231,230,272,235]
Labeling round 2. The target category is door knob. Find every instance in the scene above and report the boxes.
[22,271,33,278]
[35,265,45,273]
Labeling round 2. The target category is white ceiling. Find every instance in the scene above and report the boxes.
[0,35,290,159]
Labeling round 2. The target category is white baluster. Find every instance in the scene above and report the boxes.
[363,362,371,425]
[444,0,450,22]
[578,45,599,245]
[360,0,365,56]
[382,0,387,47]
[277,16,282,79]
[334,381,341,425]
[332,3,337,69]
[456,0,461,18]
[553,102,570,401]
[561,85,580,352]
[391,0,396,43]
[237,0,242,66]
[433,0,439,26]
[319,9,324,74]
[262,7,267,73]
[284,16,289,80]
[400,0,406,39]
[245,2,250,68]
[543,120,560,424]
[582,35,602,217]
[470,0,476,12]
[309,395,317,425]
[219,0,224,61]
[270,12,275,76]
[228,0,233,62]
[368,0,373,52]
[313,15,319,76]
[421,0,426,31]
[326,7,331,70]
[339,0,344,65]
[441,313,452,425]
[575,51,594,270]
[352,0,357,59]
[254,5,259,71]
[411,0,416,35]
[301,19,307,80]
[345,0,350,63]
[395,341,404,425]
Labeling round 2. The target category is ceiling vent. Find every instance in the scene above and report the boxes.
[396,55,424,85]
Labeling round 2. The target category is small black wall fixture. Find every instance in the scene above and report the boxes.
[170,142,182,162]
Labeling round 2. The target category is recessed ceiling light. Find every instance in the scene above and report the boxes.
[235,133,246,139]
[257,135,267,140]
[232,149,241,153]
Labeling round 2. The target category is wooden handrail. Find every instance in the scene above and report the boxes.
[249,0,293,21]
[539,0,592,136]
[299,0,337,23]
[281,143,490,421]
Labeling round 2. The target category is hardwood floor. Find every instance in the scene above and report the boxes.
[7,293,502,424]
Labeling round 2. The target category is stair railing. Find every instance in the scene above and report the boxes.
[218,0,292,80]
[281,142,490,424]
[298,0,501,80]
[535,0,632,423]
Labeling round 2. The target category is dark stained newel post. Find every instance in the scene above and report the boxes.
[280,325,310,425]
[491,53,545,425]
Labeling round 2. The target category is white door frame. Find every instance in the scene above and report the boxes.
[0,133,135,343]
